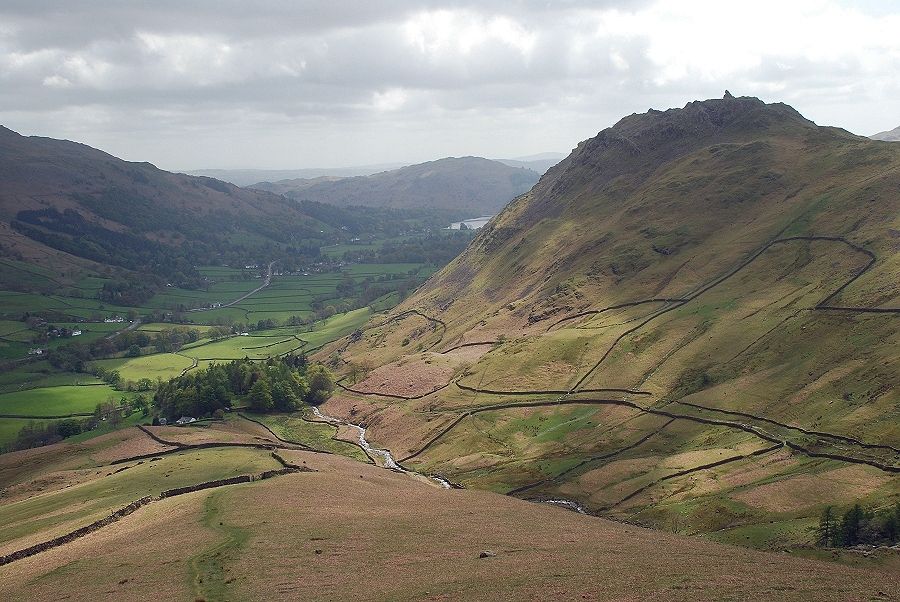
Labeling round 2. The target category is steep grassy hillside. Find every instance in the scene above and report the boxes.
[251,156,540,216]
[317,94,900,549]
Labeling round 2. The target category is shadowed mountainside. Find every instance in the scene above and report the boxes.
[0,126,326,281]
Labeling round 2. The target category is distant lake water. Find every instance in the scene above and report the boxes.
[446,216,493,230]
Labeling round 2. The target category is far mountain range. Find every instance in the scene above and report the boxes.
[249,156,542,215]
[186,152,565,186]
[870,125,900,141]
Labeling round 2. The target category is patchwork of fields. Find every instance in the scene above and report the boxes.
[0,260,431,450]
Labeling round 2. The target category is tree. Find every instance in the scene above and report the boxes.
[271,380,301,412]
[884,503,900,543]
[306,364,335,405]
[126,344,141,357]
[839,504,865,546]
[133,393,149,416]
[103,370,122,388]
[818,506,836,546]
[57,419,83,438]
[248,377,274,412]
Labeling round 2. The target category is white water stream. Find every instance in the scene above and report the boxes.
[310,406,451,489]
[542,499,587,514]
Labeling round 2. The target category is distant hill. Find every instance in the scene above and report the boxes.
[250,157,540,216]
[0,126,326,287]
[870,125,900,141]
[185,164,408,186]
[188,155,563,185]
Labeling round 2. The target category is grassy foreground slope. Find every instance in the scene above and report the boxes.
[318,94,900,549]
[0,423,896,601]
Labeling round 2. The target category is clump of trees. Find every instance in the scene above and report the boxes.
[152,355,335,421]
[818,503,900,547]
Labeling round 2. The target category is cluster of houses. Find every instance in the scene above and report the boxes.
[155,416,197,426]
[28,325,83,355]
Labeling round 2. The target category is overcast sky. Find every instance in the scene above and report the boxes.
[1,0,898,171]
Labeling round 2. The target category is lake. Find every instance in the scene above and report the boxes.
[446,216,493,230]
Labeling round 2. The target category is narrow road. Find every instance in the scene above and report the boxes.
[190,260,276,312]
[106,318,142,340]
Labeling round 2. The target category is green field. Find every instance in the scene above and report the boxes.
[0,366,102,393]
[298,308,372,350]
[0,382,138,449]
[0,418,49,447]
[0,259,61,291]
[179,336,304,361]
[93,354,195,382]
[0,384,129,417]
[172,308,372,362]
[137,322,217,334]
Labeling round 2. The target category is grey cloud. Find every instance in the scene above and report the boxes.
[0,1,896,170]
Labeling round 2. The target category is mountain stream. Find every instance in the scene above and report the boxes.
[310,406,451,489]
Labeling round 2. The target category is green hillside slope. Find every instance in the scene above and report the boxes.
[317,94,900,549]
